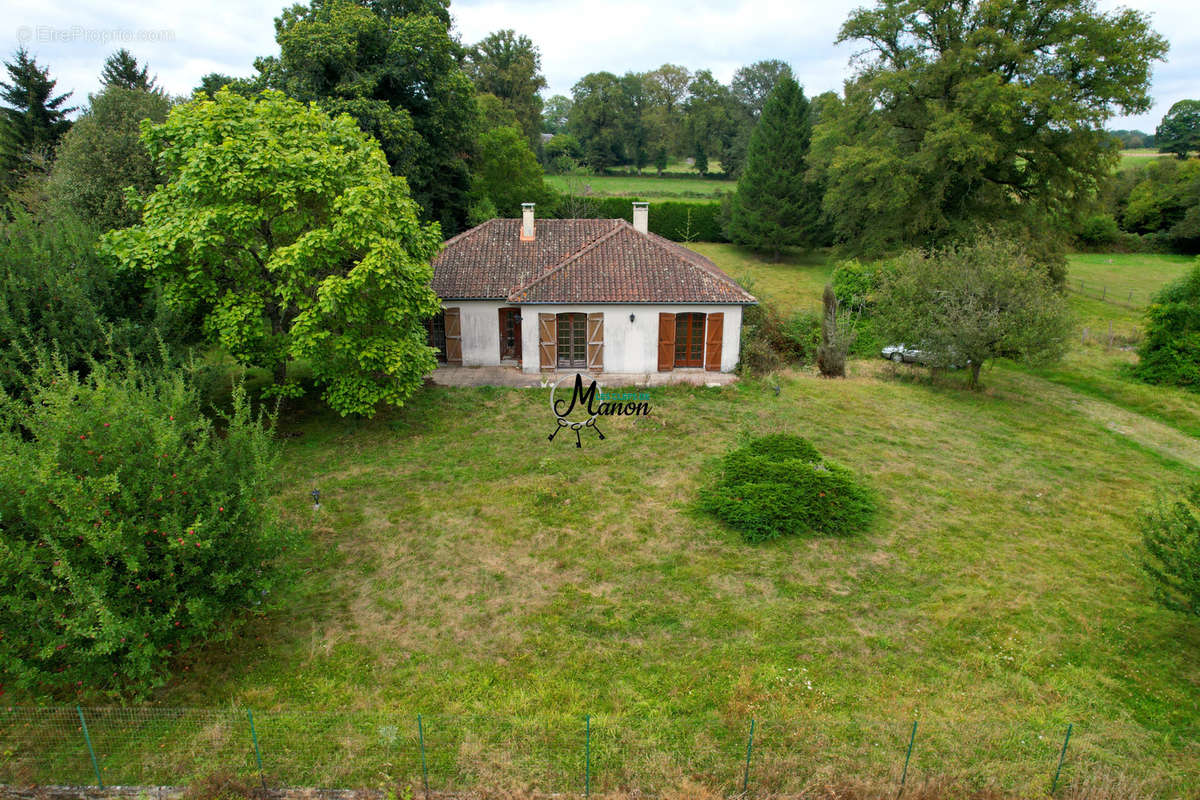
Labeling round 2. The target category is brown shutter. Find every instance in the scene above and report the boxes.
[657,312,676,372]
[444,307,462,365]
[538,313,556,370]
[586,312,604,371]
[704,312,724,371]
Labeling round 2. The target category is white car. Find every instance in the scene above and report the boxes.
[881,344,927,364]
[881,344,970,369]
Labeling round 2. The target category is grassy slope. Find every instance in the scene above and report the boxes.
[10,249,1199,794]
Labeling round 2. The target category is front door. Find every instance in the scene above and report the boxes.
[556,312,587,368]
[499,308,522,362]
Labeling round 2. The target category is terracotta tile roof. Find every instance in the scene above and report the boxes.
[431,217,756,305]
[431,218,622,299]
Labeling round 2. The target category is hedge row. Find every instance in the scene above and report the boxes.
[546,193,729,242]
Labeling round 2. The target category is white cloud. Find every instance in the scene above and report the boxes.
[0,0,1193,132]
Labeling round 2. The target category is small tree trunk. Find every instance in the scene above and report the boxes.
[969,362,982,388]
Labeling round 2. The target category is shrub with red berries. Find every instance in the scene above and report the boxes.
[0,356,288,694]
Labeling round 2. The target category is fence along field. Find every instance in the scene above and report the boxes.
[1,707,1193,795]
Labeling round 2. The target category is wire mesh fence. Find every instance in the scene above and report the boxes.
[1,707,1195,796]
[1068,279,1155,309]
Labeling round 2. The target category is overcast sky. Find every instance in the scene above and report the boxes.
[2,0,1195,132]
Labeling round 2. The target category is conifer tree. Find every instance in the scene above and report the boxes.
[0,48,75,197]
[100,48,156,91]
[728,76,818,259]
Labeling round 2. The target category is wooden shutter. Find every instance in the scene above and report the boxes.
[586,312,604,371]
[538,313,556,370]
[704,312,724,372]
[657,312,676,372]
[444,307,462,365]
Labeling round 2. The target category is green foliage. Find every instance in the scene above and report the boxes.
[875,233,1073,387]
[728,77,820,257]
[1113,157,1200,252]
[0,356,286,694]
[544,133,581,173]
[1156,99,1200,160]
[1,49,76,200]
[470,125,549,217]
[465,30,547,147]
[699,435,875,542]
[269,0,476,233]
[556,196,728,242]
[1077,214,1122,247]
[830,259,878,311]
[47,86,171,231]
[1134,262,1200,390]
[569,72,634,170]
[1139,481,1200,618]
[0,208,186,396]
[100,49,156,92]
[812,0,1167,255]
[541,94,571,135]
[736,298,820,376]
[100,89,442,416]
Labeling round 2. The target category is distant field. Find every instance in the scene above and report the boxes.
[1118,148,1170,170]
[1066,252,1194,307]
[545,172,734,200]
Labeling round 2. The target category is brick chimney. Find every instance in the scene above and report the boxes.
[521,203,535,241]
[632,202,649,234]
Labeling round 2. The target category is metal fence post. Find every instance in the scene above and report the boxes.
[742,718,755,794]
[418,713,430,799]
[584,714,591,798]
[1051,723,1073,794]
[76,706,103,789]
[247,709,266,790]
[897,720,918,799]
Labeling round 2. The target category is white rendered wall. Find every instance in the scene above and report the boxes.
[517,304,744,374]
[443,300,509,367]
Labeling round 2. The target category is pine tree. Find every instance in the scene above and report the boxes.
[100,49,156,91]
[728,76,818,260]
[1,48,76,196]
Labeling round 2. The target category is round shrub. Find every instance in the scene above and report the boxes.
[0,357,288,695]
[700,435,874,542]
[1134,263,1200,390]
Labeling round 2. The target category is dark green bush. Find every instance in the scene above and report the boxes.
[0,355,289,695]
[742,433,821,463]
[1077,213,1122,246]
[700,435,874,542]
[1134,262,1200,390]
[1139,481,1200,617]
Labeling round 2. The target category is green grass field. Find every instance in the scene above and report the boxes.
[1118,148,1172,171]
[545,172,733,201]
[7,250,1199,796]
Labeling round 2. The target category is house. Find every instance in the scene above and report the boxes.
[428,203,757,375]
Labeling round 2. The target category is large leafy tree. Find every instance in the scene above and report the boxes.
[465,30,546,147]
[101,89,443,416]
[1156,100,1200,160]
[874,234,1073,388]
[569,71,633,170]
[728,77,820,258]
[731,60,792,119]
[266,0,475,234]
[813,0,1168,257]
[47,86,171,231]
[642,63,691,160]
[1,49,76,197]
[542,94,572,134]
[100,49,156,91]
[683,70,737,175]
[469,125,549,220]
